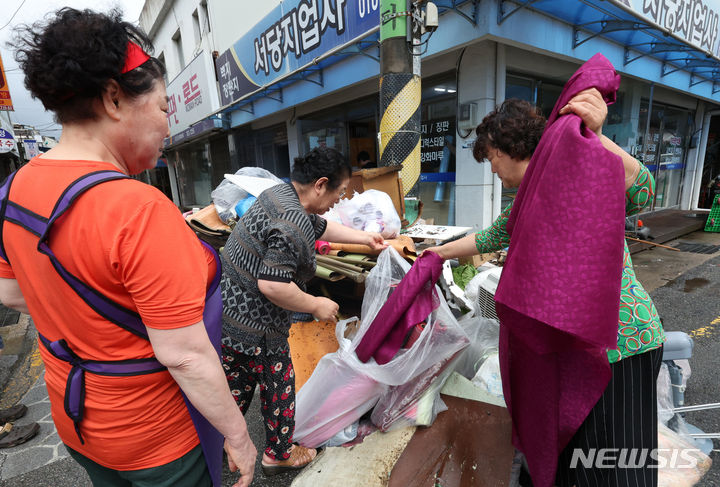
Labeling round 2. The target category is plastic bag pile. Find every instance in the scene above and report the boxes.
[294,247,470,447]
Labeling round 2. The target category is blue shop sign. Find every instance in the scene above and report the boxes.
[163,116,226,148]
[215,0,380,106]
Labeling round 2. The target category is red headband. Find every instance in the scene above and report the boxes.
[121,42,150,74]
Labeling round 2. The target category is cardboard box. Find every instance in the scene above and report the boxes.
[344,166,405,218]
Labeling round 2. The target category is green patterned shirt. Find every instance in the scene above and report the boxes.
[475,163,665,363]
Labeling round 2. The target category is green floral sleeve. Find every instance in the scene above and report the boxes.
[626,163,655,216]
[474,203,513,253]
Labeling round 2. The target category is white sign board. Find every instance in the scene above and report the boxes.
[22,139,39,159]
[402,224,472,242]
[166,51,220,137]
[0,128,15,153]
[622,0,720,56]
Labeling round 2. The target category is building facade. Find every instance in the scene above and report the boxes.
[141,0,720,227]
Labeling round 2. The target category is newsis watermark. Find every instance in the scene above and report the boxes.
[569,448,702,469]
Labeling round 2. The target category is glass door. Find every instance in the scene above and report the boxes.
[638,102,691,209]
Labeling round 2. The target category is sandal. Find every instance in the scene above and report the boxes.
[0,404,28,424]
[261,445,320,477]
[0,422,40,448]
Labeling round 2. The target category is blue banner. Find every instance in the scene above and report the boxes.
[215,0,380,106]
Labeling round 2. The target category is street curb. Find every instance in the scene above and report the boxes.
[0,315,42,409]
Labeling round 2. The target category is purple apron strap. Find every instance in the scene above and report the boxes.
[181,240,224,487]
[0,171,19,263]
[38,333,166,444]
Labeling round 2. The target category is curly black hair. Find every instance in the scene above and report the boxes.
[12,8,165,123]
[291,146,352,189]
[472,99,546,162]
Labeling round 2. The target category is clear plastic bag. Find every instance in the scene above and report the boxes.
[295,247,470,443]
[370,352,457,431]
[452,314,500,380]
[657,422,712,487]
[328,189,401,238]
[294,333,387,448]
[657,363,674,425]
[471,352,504,397]
[211,167,283,223]
[352,248,470,386]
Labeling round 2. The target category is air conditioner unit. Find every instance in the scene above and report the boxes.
[474,265,502,321]
[438,261,502,319]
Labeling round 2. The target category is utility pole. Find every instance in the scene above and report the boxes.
[378,1,422,199]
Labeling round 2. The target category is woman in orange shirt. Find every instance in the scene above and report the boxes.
[0,8,255,487]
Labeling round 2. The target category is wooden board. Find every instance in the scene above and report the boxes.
[288,320,340,391]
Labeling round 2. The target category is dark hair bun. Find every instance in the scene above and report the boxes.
[292,146,352,189]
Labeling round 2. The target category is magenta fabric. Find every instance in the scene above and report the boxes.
[355,250,444,364]
[494,53,625,487]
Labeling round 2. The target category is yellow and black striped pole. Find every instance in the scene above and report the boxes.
[379,0,421,197]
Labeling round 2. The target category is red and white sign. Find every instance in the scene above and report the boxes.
[0,52,14,111]
[166,52,219,136]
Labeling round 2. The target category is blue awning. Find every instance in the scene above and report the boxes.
[498,0,720,92]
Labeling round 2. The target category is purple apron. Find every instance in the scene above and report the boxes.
[0,169,224,486]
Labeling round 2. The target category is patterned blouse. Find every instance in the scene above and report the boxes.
[220,183,327,355]
[474,163,665,363]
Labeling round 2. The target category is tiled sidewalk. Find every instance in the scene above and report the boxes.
[0,372,82,484]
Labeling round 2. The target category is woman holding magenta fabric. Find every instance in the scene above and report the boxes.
[220,146,386,476]
[427,88,664,486]
[0,9,256,487]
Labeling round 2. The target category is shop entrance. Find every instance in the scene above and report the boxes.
[348,117,377,169]
[638,101,693,210]
[698,115,720,209]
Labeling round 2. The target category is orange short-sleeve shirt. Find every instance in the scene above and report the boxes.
[0,158,215,470]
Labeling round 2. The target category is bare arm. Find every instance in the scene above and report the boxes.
[0,278,29,314]
[257,279,338,322]
[320,220,386,250]
[147,322,257,487]
[560,88,640,189]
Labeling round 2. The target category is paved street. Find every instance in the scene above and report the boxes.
[634,246,720,487]
[0,373,300,487]
[0,229,718,487]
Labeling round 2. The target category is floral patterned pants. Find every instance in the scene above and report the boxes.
[221,336,296,460]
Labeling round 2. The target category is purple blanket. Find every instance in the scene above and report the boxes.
[494,53,625,487]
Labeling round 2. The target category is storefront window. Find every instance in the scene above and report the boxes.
[256,124,290,179]
[419,74,457,225]
[298,96,377,164]
[504,75,563,209]
[699,116,720,209]
[637,101,691,209]
[228,125,290,180]
[175,142,212,209]
[300,120,347,157]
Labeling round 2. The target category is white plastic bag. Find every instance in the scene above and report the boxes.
[327,189,400,238]
[211,167,283,223]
